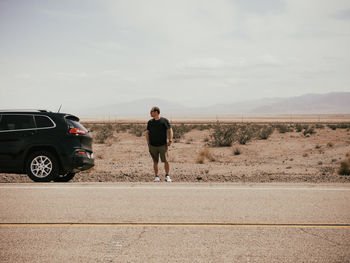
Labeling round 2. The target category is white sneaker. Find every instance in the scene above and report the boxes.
[165,175,172,182]
[154,176,160,182]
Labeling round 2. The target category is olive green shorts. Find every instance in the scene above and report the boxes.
[149,144,168,163]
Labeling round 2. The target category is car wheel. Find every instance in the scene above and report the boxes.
[26,151,59,182]
[53,172,76,182]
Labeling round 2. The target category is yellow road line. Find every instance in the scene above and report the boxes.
[1,222,350,228]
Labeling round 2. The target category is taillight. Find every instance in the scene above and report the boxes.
[69,128,86,135]
[76,150,86,155]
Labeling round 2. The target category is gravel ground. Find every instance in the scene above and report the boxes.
[1,126,350,183]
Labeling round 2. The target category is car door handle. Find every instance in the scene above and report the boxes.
[20,130,37,137]
[30,130,38,135]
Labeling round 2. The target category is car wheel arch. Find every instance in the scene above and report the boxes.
[23,146,63,173]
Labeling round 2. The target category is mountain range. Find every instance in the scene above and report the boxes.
[79,92,350,117]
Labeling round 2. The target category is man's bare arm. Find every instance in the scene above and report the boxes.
[145,130,150,145]
[167,128,173,146]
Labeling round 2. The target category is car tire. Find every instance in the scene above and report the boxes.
[26,151,59,182]
[53,172,76,182]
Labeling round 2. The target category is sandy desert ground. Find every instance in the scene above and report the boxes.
[1,121,350,183]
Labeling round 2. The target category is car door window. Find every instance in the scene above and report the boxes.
[35,116,55,128]
[0,115,35,131]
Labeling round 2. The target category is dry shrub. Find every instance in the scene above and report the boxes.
[129,124,146,137]
[326,123,350,130]
[210,124,238,146]
[236,125,252,145]
[197,124,212,131]
[315,124,325,129]
[115,124,129,133]
[304,127,316,136]
[210,124,274,146]
[94,126,113,144]
[233,147,241,155]
[173,123,193,141]
[339,152,350,175]
[275,123,297,133]
[196,155,205,164]
[275,124,289,133]
[200,148,215,161]
[196,148,215,163]
[295,123,304,132]
[336,123,350,129]
[258,125,274,140]
[327,124,337,130]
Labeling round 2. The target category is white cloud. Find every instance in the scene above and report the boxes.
[0,0,350,110]
[178,58,225,70]
[335,9,350,20]
[258,54,284,66]
[14,73,31,79]
[55,72,88,79]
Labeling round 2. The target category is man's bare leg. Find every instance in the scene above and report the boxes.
[164,161,170,175]
[153,162,159,176]
[164,162,172,182]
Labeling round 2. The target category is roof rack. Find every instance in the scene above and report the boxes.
[0,109,49,112]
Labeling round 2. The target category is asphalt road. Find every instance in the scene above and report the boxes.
[1,182,350,262]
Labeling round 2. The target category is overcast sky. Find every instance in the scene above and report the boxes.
[1,0,350,113]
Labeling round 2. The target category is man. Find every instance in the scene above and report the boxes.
[145,106,173,182]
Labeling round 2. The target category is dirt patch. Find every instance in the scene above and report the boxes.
[1,126,350,183]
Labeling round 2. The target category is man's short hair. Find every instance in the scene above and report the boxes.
[152,107,160,114]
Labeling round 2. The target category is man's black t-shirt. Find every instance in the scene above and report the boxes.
[147,117,171,146]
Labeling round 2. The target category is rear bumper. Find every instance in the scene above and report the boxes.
[61,151,94,173]
[71,155,94,172]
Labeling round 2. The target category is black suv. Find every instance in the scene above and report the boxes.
[0,110,94,182]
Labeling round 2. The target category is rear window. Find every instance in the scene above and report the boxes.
[35,115,55,128]
[66,118,88,132]
[0,115,35,131]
